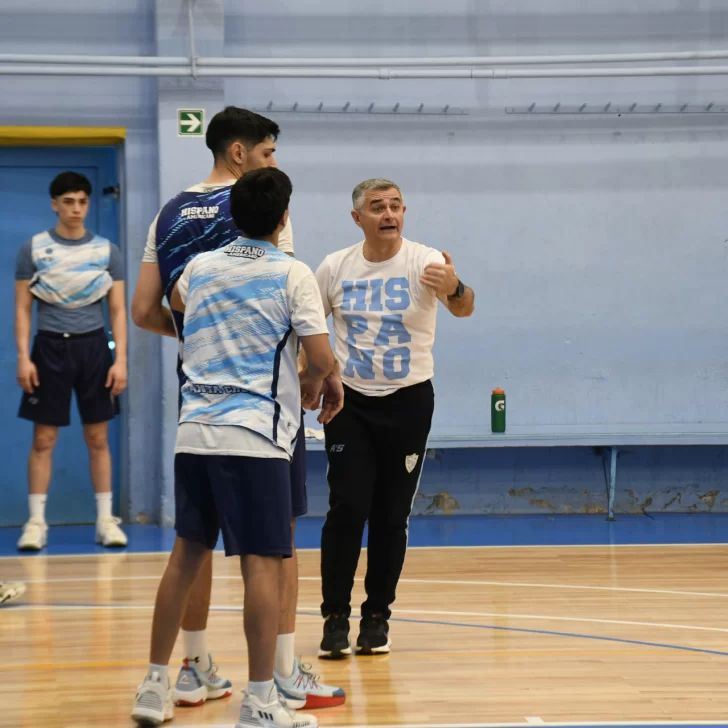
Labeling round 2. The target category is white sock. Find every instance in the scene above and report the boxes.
[148,663,169,687]
[95,492,112,523]
[275,633,296,678]
[248,679,275,703]
[28,494,47,523]
[182,629,210,669]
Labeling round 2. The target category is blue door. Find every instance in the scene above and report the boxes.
[0,146,121,526]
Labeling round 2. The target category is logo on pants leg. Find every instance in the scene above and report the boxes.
[405,453,419,473]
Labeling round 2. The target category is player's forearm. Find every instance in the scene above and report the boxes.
[109,304,128,362]
[14,305,32,362]
[299,341,335,382]
[447,286,475,317]
[305,355,335,382]
[154,307,177,337]
[131,261,178,338]
[325,358,341,381]
[135,304,177,338]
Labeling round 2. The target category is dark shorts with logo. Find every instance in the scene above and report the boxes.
[18,329,119,427]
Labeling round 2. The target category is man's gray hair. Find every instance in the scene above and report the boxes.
[352,178,403,210]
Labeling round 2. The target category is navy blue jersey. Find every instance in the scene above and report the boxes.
[145,181,295,338]
[144,181,295,390]
[155,184,239,335]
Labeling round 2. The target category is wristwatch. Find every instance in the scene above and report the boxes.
[448,279,465,299]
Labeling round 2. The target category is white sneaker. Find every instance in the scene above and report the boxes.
[173,654,233,706]
[0,581,26,605]
[274,657,345,709]
[236,689,318,728]
[17,518,47,551]
[131,671,174,726]
[96,516,128,547]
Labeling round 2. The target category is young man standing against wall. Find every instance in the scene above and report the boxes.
[132,107,344,711]
[132,168,336,728]
[15,171,128,551]
[314,178,475,658]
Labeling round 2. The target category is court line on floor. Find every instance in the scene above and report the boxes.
[344,608,728,635]
[393,578,728,599]
[0,645,711,673]
[385,614,728,656]
[14,574,728,600]
[4,541,728,560]
[7,600,728,635]
[5,603,728,658]
[14,595,727,636]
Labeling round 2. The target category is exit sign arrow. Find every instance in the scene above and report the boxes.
[180,113,201,133]
[177,109,204,136]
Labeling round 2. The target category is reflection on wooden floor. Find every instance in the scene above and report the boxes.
[2,544,728,728]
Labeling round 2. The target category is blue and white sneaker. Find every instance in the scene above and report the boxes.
[274,657,346,710]
[174,654,233,707]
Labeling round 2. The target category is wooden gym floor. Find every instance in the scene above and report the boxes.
[1,515,728,728]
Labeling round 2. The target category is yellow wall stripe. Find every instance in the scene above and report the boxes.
[0,126,126,147]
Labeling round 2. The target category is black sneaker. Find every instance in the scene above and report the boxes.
[318,614,351,659]
[356,615,391,655]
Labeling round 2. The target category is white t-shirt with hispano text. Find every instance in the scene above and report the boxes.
[315,237,445,397]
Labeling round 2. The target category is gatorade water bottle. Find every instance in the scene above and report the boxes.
[491,387,506,433]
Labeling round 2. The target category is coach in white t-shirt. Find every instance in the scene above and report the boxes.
[313,178,474,659]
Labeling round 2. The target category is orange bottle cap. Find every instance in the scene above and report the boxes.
[492,387,505,395]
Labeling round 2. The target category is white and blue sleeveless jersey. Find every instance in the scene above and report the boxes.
[28,230,113,309]
[178,240,304,457]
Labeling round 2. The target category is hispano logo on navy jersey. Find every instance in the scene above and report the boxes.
[154,184,240,389]
[155,185,238,306]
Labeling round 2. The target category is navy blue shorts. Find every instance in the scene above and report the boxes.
[18,329,119,427]
[175,452,293,557]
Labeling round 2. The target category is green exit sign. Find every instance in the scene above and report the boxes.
[178,109,204,136]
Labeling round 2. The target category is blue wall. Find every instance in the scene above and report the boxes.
[303,446,728,518]
[223,0,728,441]
[0,147,123,525]
[0,1,162,522]
[2,0,727,522]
